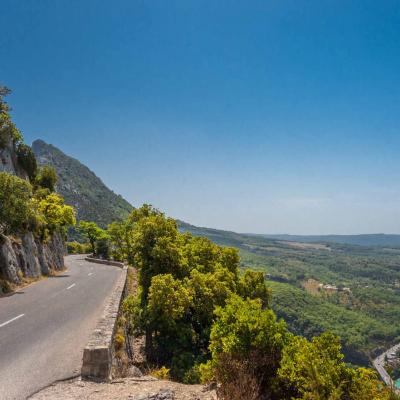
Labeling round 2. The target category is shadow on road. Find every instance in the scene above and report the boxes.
[0,291,25,298]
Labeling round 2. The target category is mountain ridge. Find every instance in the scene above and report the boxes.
[32,139,133,229]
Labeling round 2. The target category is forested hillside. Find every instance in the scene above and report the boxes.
[34,145,400,367]
[261,233,400,247]
[90,205,397,400]
[180,222,400,366]
[32,139,133,228]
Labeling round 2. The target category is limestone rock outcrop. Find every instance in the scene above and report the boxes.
[0,136,28,180]
[0,232,65,292]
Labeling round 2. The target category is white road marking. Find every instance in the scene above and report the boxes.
[66,283,76,290]
[88,272,93,276]
[0,314,25,328]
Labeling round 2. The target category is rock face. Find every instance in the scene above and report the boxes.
[0,232,65,291]
[0,136,28,180]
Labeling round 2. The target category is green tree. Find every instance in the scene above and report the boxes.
[35,166,57,192]
[0,86,23,147]
[348,368,398,400]
[238,270,271,307]
[79,220,106,255]
[201,294,289,399]
[16,143,37,182]
[131,208,183,303]
[278,332,349,399]
[108,220,135,261]
[33,193,76,239]
[146,273,193,349]
[0,172,33,235]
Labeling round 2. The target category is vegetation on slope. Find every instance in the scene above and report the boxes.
[0,88,75,240]
[82,206,397,400]
[181,222,400,366]
[32,139,133,229]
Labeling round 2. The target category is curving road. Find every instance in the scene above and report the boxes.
[373,343,400,389]
[0,255,123,400]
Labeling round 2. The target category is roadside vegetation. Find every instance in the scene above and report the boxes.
[0,87,75,241]
[76,204,398,399]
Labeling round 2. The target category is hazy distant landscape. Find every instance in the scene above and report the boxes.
[2,2,400,398]
[181,222,400,366]
[31,140,400,368]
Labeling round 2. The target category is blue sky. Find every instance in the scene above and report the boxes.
[1,0,400,234]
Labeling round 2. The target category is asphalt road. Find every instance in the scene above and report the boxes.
[0,255,123,400]
[373,343,400,388]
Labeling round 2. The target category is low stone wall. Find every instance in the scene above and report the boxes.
[81,262,128,381]
[85,256,124,268]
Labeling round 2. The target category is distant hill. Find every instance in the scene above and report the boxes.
[29,141,400,364]
[32,139,133,228]
[257,234,400,247]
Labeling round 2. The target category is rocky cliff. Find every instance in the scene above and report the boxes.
[0,135,66,293]
[0,135,29,179]
[0,232,65,292]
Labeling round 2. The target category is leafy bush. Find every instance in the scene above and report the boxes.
[16,143,37,182]
[150,366,170,380]
[35,166,57,192]
[0,86,23,147]
[32,193,76,239]
[96,237,110,259]
[67,241,91,254]
[0,172,33,235]
[79,220,107,256]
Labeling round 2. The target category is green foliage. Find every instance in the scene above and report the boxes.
[238,269,271,307]
[202,295,289,399]
[181,221,400,365]
[118,205,271,382]
[0,172,75,238]
[35,165,57,192]
[147,274,193,331]
[32,192,76,239]
[66,241,91,254]
[96,237,110,259]
[278,333,350,399]
[79,220,107,256]
[204,296,397,400]
[0,172,33,235]
[269,281,399,365]
[119,208,398,399]
[16,143,37,182]
[32,139,133,234]
[150,366,170,380]
[0,86,23,147]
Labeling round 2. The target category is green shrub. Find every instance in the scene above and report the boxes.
[16,143,37,182]
[114,332,125,351]
[150,366,170,380]
[96,238,110,259]
[0,172,33,235]
[35,166,57,192]
[67,241,91,254]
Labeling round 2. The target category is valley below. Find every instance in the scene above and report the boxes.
[180,222,400,367]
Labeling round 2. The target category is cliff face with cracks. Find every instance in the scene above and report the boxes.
[0,232,65,292]
[0,136,29,179]
[0,136,66,293]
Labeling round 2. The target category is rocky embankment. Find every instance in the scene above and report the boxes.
[0,231,65,293]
